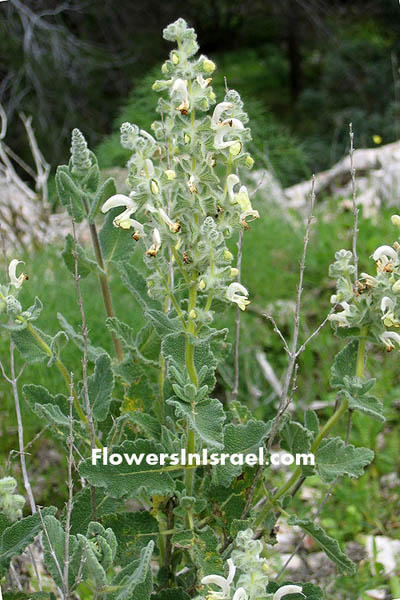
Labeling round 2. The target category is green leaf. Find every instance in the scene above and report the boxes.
[24,297,43,322]
[109,540,154,600]
[135,321,162,364]
[315,437,374,482]
[61,233,98,279]
[55,167,85,222]
[304,410,319,438]
[125,411,161,440]
[342,390,385,422]
[330,340,359,388]
[87,353,114,421]
[48,330,68,367]
[163,332,217,389]
[118,262,161,311]
[42,515,82,589]
[167,397,225,448]
[67,487,121,536]
[288,516,356,574]
[213,419,273,487]
[3,594,56,600]
[79,440,175,499]
[153,590,190,600]
[88,177,117,223]
[106,317,137,351]
[11,326,51,364]
[281,421,314,475]
[57,313,105,362]
[0,507,57,573]
[102,512,158,567]
[99,210,138,263]
[172,527,223,578]
[83,163,100,193]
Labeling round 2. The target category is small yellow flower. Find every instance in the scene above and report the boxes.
[202,58,216,73]
[230,268,239,277]
[171,52,179,65]
[245,155,254,169]
[164,169,176,181]
[150,179,160,195]
[391,214,400,227]
[229,141,242,156]
[199,279,206,291]
[189,309,197,319]
[372,134,382,145]
[224,250,233,261]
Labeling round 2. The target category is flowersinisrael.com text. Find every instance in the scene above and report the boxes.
[91,447,315,468]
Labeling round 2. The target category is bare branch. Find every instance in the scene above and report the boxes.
[256,351,282,397]
[63,374,75,598]
[232,229,244,402]
[349,123,359,283]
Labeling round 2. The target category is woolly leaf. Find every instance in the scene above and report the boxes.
[11,326,51,364]
[89,177,117,223]
[118,262,161,311]
[288,516,356,574]
[87,353,114,421]
[342,390,385,422]
[61,233,97,279]
[213,419,273,487]
[55,167,85,222]
[67,487,122,536]
[0,507,57,573]
[315,437,374,482]
[330,340,359,388]
[99,209,138,263]
[172,526,223,578]
[42,515,82,589]
[167,397,225,448]
[281,421,314,475]
[57,313,105,362]
[109,540,154,600]
[102,512,158,566]
[79,440,175,499]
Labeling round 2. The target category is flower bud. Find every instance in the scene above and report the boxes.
[392,214,400,227]
[6,295,22,315]
[171,52,179,65]
[189,309,197,319]
[393,279,400,293]
[230,268,239,277]
[150,179,160,195]
[184,133,191,144]
[224,250,233,261]
[203,58,216,73]
[199,279,206,291]
[229,141,242,156]
[245,155,255,169]
[164,169,176,180]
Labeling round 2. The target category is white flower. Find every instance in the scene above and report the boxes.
[211,102,233,127]
[391,214,400,227]
[372,245,399,265]
[273,585,304,600]
[227,175,255,219]
[380,297,400,327]
[226,282,250,311]
[214,119,245,150]
[8,259,28,289]
[158,208,181,233]
[101,194,139,229]
[171,78,189,114]
[196,74,212,89]
[379,330,400,352]
[240,209,260,228]
[232,589,248,600]
[360,272,378,288]
[201,558,236,599]
[328,301,355,327]
[143,158,155,177]
[187,175,198,194]
[146,228,161,257]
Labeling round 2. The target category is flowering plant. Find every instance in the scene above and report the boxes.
[0,17,389,600]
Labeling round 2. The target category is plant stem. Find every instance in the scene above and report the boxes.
[87,221,123,362]
[253,326,369,528]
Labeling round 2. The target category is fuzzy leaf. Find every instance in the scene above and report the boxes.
[172,527,223,578]
[57,313,105,362]
[67,487,121,535]
[288,516,356,574]
[315,437,374,482]
[342,390,385,422]
[304,410,319,438]
[42,515,82,589]
[102,512,158,566]
[118,262,161,311]
[167,397,225,448]
[87,353,114,421]
[89,177,117,223]
[330,340,359,388]
[61,233,98,279]
[48,331,68,367]
[0,507,57,573]
[213,419,273,487]
[11,326,51,364]
[281,421,314,475]
[55,167,85,222]
[99,209,138,263]
[109,540,154,600]
[79,440,175,499]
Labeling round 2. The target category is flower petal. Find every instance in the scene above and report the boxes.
[101,194,136,213]
[273,585,304,600]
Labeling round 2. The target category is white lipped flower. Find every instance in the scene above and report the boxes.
[372,245,399,268]
[214,119,245,150]
[196,74,212,89]
[232,589,248,600]
[101,194,140,230]
[360,272,378,288]
[158,208,181,233]
[328,301,355,327]
[273,585,304,600]
[171,78,189,114]
[227,175,259,226]
[8,259,28,289]
[146,228,162,257]
[211,102,233,127]
[240,209,260,228]
[380,296,400,327]
[226,282,250,311]
[379,330,400,352]
[201,558,236,599]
